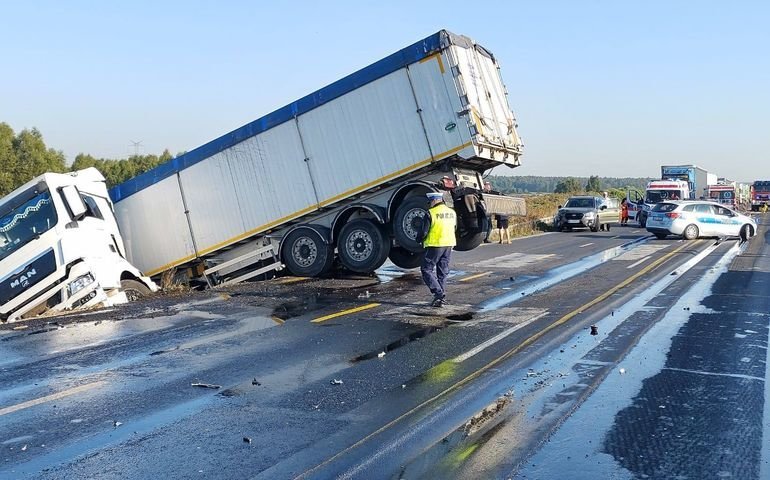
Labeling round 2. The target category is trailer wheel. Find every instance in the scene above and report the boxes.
[453,231,485,251]
[393,197,429,253]
[282,227,334,277]
[120,279,151,302]
[337,219,390,273]
[388,246,423,269]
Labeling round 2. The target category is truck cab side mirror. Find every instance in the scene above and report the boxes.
[61,185,87,220]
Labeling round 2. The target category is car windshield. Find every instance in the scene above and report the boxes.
[652,202,678,212]
[0,190,58,262]
[565,198,595,208]
[646,190,683,203]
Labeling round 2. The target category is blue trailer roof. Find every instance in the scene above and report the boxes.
[110,30,474,203]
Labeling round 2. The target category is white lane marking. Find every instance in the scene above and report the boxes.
[0,381,106,417]
[472,252,556,269]
[663,367,763,382]
[610,235,621,239]
[579,243,594,248]
[452,311,548,363]
[627,256,651,269]
[612,244,668,261]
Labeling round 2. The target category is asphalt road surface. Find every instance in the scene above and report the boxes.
[0,218,767,480]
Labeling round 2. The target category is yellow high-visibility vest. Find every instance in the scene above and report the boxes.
[423,203,457,247]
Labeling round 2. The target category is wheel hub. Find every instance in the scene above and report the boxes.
[346,230,373,262]
[292,237,318,267]
[403,209,425,240]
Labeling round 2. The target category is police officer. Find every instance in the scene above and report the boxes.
[420,192,456,307]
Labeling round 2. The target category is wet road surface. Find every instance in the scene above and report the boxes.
[0,222,766,479]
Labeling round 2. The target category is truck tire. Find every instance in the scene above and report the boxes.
[393,197,429,253]
[454,231,485,251]
[281,226,334,277]
[388,246,423,269]
[337,219,391,273]
[120,279,151,302]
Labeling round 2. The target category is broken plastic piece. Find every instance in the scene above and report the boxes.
[330,379,343,385]
[251,378,261,386]
[590,325,598,336]
[191,383,221,389]
[377,351,386,358]
[243,437,252,444]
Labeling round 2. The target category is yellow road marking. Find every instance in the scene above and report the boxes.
[0,381,106,417]
[311,303,381,324]
[296,241,692,478]
[459,271,493,282]
[276,277,308,285]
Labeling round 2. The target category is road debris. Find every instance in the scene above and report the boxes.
[330,379,343,385]
[243,437,252,444]
[191,383,221,389]
[619,368,626,375]
[113,421,123,427]
[590,325,598,336]
[357,291,372,299]
[251,378,261,386]
[377,351,386,358]
[12,325,28,330]
[21,444,28,451]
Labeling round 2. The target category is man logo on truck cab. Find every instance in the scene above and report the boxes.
[11,268,36,289]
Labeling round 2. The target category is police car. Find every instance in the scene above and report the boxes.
[645,201,757,240]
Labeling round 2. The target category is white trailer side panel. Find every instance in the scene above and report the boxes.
[407,52,470,158]
[113,176,195,275]
[297,69,438,206]
[179,121,317,256]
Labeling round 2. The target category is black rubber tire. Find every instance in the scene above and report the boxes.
[388,246,423,269]
[655,232,667,239]
[682,224,699,240]
[393,197,429,253]
[453,231,485,252]
[740,224,754,242]
[281,226,334,277]
[120,279,151,302]
[337,219,390,273]
[591,219,600,233]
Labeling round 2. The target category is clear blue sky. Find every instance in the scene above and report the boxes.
[2,1,768,181]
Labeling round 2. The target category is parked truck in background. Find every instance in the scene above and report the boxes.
[707,180,737,209]
[110,30,526,287]
[0,168,156,323]
[751,181,770,211]
[636,179,691,227]
[660,165,717,200]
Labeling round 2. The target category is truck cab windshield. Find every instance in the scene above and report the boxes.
[646,190,683,203]
[0,190,58,262]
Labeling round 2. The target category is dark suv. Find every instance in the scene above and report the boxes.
[553,195,619,232]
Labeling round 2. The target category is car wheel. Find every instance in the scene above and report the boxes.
[740,224,754,242]
[654,233,667,239]
[682,224,699,240]
[590,219,600,233]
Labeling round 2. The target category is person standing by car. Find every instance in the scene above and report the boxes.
[495,214,510,243]
[419,192,457,307]
[620,198,629,226]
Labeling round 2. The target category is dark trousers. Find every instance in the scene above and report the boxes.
[421,247,452,298]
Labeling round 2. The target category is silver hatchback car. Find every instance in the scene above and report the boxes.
[645,201,757,240]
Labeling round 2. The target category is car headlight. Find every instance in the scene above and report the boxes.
[68,273,95,296]
[583,212,595,218]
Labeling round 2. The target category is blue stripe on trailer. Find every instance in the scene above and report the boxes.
[109,30,461,203]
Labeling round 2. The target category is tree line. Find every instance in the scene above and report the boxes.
[0,122,175,197]
[488,174,652,196]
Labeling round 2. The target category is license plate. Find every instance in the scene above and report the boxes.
[652,214,663,221]
[568,219,580,223]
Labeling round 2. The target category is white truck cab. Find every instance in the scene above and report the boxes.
[636,179,691,227]
[0,168,156,323]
